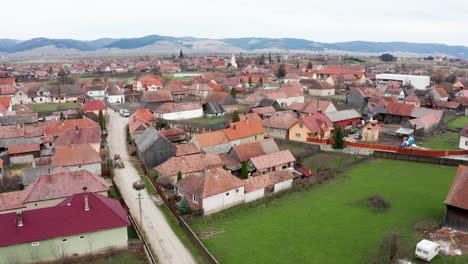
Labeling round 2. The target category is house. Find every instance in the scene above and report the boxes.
[229,138,279,163]
[289,113,334,142]
[384,86,405,101]
[0,168,109,214]
[0,192,129,263]
[187,83,213,98]
[398,111,444,137]
[159,128,187,143]
[0,123,44,149]
[376,74,430,90]
[203,102,225,118]
[459,127,468,150]
[347,87,381,108]
[11,88,31,105]
[325,109,361,129]
[224,119,265,146]
[86,85,106,100]
[8,142,40,165]
[154,102,203,120]
[136,75,163,90]
[191,130,231,154]
[250,150,296,174]
[404,95,421,107]
[175,168,245,215]
[49,144,102,175]
[135,126,176,169]
[205,92,238,107]
[128,109,156,139]
[244,170,298,202]
[140,90,174,108]
[107,83,125,104]
[155,152,223,183]
[0,113,38,126]
[305,79,335,96]
[54,126,102,152]
[245,84,304,108]
[250,106,276,118]
[444,165,468,232]
[262,112,298,139]
[362,123,381,142]
[431,87,449,101]
[83,100,107,115]
[434,101,461,112]
[382,102,414,124]
[289,98,337,116]
[175,143,201,157]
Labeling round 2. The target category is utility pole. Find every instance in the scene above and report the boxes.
[137,192,143,224]
[133,181,146,224]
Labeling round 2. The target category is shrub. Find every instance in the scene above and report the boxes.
[413,219,439,233]
[365,195,391,212]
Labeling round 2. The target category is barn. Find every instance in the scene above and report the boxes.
[444,165,468,232]
[135,127,176,169]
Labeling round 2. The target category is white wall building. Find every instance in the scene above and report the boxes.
[376,74,430,90]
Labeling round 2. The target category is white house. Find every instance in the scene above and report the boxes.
[459,127,468,150]
[376,74,430,90]
[176,168,245,215]
[86,86,106,100]
[244,170,297,202]
[107,84,125,104]
[154,102,203,120]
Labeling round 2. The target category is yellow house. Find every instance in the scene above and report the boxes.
[362,123,381,142]
[289,113,333,142]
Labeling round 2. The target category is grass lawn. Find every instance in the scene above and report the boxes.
[302,152,360,170]
[324,94,346,101]
[419,132,459,150]
[188,116,227,125]
[13,102,80,113]
[191,159,464,264]
[447,116,468,130]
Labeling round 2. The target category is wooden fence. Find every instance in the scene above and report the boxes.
[141,164,219,264]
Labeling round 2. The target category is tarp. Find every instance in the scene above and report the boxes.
[395,127,414,135]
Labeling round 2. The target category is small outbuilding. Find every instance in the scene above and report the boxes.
[362,123,381,143]
[444,165,468,232]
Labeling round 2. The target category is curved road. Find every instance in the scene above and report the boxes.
[107,110,196,264]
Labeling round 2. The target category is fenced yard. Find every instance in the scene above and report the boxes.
[418,132,459,151]
[13,102,80,113]
[190,159,467,263]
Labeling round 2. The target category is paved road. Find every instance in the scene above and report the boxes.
[107,110,196,264]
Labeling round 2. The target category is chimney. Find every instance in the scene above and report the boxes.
[16,211,23,227]
[317,109,322,113]
[83,187,90,211]
[75,125,79,134]
[232,125,236,130]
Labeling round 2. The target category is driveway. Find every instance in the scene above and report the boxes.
[107,110,196,264]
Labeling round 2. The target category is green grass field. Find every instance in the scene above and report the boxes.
[302,152,360,170]
[447,116,468,130]
[419,132,459,150]
[188,116,227,125]
[191,159,465,264]
[13,102,80,113]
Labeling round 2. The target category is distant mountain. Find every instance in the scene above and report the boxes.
[1,34,467,58]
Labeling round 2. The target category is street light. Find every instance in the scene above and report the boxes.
[132,181,145,224]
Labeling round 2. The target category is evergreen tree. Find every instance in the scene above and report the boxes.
[230,87,237,98]
[248,76,252,87]
[268,52,273,64]
[332,126,346,150]
[222,164,228,170]
[240,161,248,179]
[232,110,240,122]
[177,171,183,182]
[259,78,263,88]
[276,63,286,79]
[277,55,281,63]
[59,112,65,121]
[179,49,184,58]
[98,110,106,131]
[307,61,313,70]
[296,61,300,69]
[178,196,192,215]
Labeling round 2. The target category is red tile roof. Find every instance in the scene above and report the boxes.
[45,118,99,137]
[8,143,40,155]
[244,170,297,192]
[0,193,129,246]
[55,126,101,146]
[262,112,298,130]
[133,109,155,124]
[250,150,296,171]
[224,119,265,141]
[83,100,107,112]
[385,102,414,116]
[138,75,163,87]
[175,143,201,157]
[193,130,230,148]
[0,77,15,87]
[156,152,223,176]
[445,165,468,210]
[51,144,101,167]
[154,102,202,114]
[0,96,11,109]
[143,90,174,103]
[176,168,244,198]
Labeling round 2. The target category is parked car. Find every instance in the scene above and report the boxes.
[119,109,130,117]
[354,133,362,140]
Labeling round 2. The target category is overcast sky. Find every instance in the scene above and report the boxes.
[2,0,467,46]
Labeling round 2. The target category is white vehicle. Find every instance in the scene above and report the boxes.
[119,109,130,117]
[415,239,440,262]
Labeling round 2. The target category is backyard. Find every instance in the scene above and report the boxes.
[418,132,459,150]
[13,102,81,113]
[191,159,466,263]
[301,152,360,170]
[447,116,468,130]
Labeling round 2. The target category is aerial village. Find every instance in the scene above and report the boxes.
[0,52,468,263]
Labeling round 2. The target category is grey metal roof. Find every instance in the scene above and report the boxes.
[203,102,224,115]
[0,113,38,125]
[325,109,361,122]
[135,126,162,153]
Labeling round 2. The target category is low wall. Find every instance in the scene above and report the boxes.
[373,151,468,166]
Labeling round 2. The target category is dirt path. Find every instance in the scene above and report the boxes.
[107,110,196,264]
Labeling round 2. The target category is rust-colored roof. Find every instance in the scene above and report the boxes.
[405,95,420,103]
[224,119,265,141]
[250,150,296,171]
[177,168,244,198]
[45,118,99,137]
[262,112,298,129]
[83,100,106,112]
[445,165,468,210]
[250,106,276,115]
[0,96,11,108]
[8,143,40,155]
[143,90,173,103]
[51,144,101,167]
[385,102,414,116]
[134,109,155,124]
[155,102,202,114]
[175,143,201,157]
[244,170,297,192]
[155,152,223,177]
[193,130,229,148]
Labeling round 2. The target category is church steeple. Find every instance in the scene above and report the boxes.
[230,54,238,68]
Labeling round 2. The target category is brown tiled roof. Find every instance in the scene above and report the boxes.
[8,143,40,155]
[445,165,468,210]
[154,102,201,114]
[219,154,241,169]
[155,152,223,177]
[133,109,155,124]
[143,90,173,103]
[262,112,298,130]
[176,168,244,198]
[51,144,101,167]
[193,130,229,148]
[175,143,201,157]
[250,106,276,115]
[45,118,99,137]
[244,170,297,192]
[54,126,101,146]
[385,102,414,116]
[301,99,333,114]
[224,119,265,141]
[405,95,420,103]
[250,150,296,171]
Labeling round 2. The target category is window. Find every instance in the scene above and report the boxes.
[235,189,239,193]
[299,124,303,128]
[295,133,301,138]
[465,141,468,146]
[79,235,85,239]
[423,250,429,254]
[78,165,82,168]
[193,195,199,204]
[62,238,68,242]
[255,136,257,140]
[226,192,230,196]
[31,242,40,246]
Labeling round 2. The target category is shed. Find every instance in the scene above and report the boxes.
[444,165,468,232]
[135,126,176,169]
